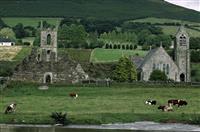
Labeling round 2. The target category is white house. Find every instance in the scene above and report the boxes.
[0,38,15,46]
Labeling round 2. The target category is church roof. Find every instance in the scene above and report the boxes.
[138,47,160,69]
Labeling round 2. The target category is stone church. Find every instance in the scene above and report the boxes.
[12,27,88,84]
[132,26,190,82]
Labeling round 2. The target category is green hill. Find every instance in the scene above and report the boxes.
[0,0,199,22]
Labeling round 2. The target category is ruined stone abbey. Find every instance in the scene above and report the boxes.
[12,27,88,84]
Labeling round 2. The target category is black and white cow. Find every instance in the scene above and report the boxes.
[145,100,157,105]
[5,103,17,114]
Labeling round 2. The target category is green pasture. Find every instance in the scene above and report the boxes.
[59,48,92,63]
[160,26,200,37]
[132,17,200,26]
[2,17,61,27]
[1,83,200,124]
[90,48,147,63]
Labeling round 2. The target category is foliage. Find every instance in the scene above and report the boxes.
[58,24,88,48]
[13,23,27,39]
[0,18,7,29]
[0,27,16,40]
[0,0,199,22]
[191,50,200,63]
[50,112,70,125]
[112,57,137,82]
[149,70,168,81]
[100,31,138,45]
[190,37,200,50]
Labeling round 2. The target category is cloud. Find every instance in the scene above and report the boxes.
[165,0,200,11]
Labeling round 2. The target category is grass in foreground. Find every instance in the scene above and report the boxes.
[1,83,200,124]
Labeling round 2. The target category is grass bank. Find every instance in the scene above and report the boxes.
[1,82,200,124]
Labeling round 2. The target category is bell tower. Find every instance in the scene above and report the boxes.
[175,25,190,82]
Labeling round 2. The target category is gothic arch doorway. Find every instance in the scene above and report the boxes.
[180,73,185,82]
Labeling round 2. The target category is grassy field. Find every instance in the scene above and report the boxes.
[2,17,61,27]
[132,17,200,26]
[59,48,92,63]
[160,26,200,37]
[0,0,199,22]
[90,48,147,63]
[0,46,32,76]
[1,83,200,124]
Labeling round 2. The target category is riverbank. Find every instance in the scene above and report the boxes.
[1,122,200,132]
[1,82,200,124]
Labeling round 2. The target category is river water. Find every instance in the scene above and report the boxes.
[1,122,200,132]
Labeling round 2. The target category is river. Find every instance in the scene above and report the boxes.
[1,122,200,132]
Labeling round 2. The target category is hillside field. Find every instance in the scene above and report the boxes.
[2,17,61,27]
[1,83,200,124]
[0,0,199,22]
[90,48,147,63]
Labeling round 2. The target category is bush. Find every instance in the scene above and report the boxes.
[23,42,31,46]
[149,70,168,81]
[50,112,70,125]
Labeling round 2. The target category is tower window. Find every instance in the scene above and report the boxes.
[47,34,51,45]
[180,34,186,46]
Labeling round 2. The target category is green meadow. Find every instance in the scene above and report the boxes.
[1,83,200,124]
[2,17,61,27]
[90,48,147,63]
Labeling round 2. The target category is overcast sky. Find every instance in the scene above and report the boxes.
[165,0,200,11]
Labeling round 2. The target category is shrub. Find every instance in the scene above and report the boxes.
[50,112,70,125]
[149,70,168,81]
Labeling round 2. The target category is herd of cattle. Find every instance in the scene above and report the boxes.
[4,92,187,114]
[145,99,188,112]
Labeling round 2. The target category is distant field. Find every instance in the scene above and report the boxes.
[90,48,147,63]
[59,48,92,63]
[22,37,35,45]
[160,26,200,37]
[0,46,22,61]
[2,17,61,27]
[132,17,200,26]
[1,83,200,124]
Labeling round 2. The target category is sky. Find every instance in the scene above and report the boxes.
[165,0,200,11]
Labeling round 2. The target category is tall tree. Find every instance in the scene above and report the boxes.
[113,57,137,82]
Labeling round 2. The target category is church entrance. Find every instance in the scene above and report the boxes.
[180,73,185,82]
[44,73,52,84]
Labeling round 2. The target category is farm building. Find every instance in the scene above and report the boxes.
[131,26,190,82]
[0,38,15,46]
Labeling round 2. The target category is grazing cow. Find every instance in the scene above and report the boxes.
[69,93,78,99]
[158,103,173,112]
[5,103,17,114]
[168,99,188,107]
[145,100,157,105]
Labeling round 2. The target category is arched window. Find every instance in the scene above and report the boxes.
[163,64,166,73]
[122,45,125,50]
[114,44,117,49]
[153,63,156,70]
[117,45,121,49]
[166,64,169,75]
[180,73,185,82]
[126,45,130,50]
[105,44,109,49]
[47,34,51,45]
[180,34,186,46]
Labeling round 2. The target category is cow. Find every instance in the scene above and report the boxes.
[5,103,17,114]
[145,100,157,105]
[158,103,173,112]
[69,93,78,99]
[168,99,188,107]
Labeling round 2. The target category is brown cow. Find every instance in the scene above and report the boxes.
[69,93,78,99]
[168,99,188,107]
[158,103,173,112]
